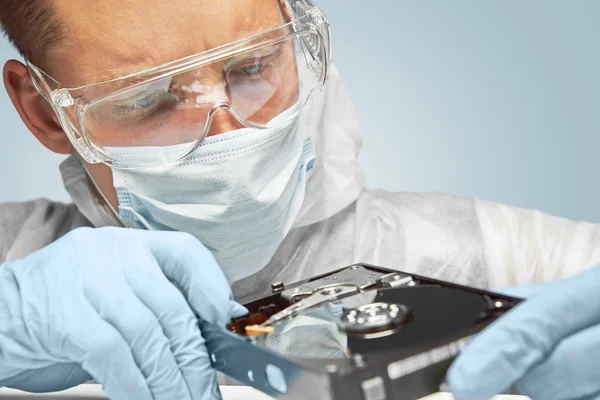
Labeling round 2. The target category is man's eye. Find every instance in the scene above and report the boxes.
[133,92,161,108]
[241,64,264,76]
[112,91,176,118]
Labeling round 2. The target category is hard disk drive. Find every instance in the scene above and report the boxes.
[202,264,521,400]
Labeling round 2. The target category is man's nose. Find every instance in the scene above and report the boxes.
[205,107,245,138]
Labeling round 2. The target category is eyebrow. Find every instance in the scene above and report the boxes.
[74,13,290,86]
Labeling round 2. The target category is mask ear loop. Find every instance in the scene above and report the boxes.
[81,163,125,227]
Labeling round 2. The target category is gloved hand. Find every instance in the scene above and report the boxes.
[0,227,247,400]
[447,265,600,400]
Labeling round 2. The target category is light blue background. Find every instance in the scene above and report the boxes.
[1,2,599,222]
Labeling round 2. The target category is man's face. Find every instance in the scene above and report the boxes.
[17,0,290,208]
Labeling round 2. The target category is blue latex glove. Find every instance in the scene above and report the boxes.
[0,227,247,400]
[447,265,600,400]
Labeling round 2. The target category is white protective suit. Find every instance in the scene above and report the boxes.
[1,65,600,306]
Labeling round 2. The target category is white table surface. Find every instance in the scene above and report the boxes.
[0,385,529,399]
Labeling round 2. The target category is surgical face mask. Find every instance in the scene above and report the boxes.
[106,108,315,282]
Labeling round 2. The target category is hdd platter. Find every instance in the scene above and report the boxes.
[202,264,521,400]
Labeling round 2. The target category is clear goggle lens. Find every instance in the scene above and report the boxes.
[80,34,324,168]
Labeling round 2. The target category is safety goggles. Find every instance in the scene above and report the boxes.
[27,0,331,169]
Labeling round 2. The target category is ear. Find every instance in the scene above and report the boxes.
[3,60,74,154]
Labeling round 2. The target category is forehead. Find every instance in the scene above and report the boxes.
[51,0,287,86]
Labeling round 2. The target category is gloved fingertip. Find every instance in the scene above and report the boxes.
[446,358,497,400]
[446,364,474,400]
[448,356,520,400]
[230,301,249,319]
[447,381,488,400]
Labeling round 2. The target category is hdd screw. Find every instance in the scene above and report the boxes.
[352,354,366,368]
[271,282,285,294]
[325,364,338,373]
